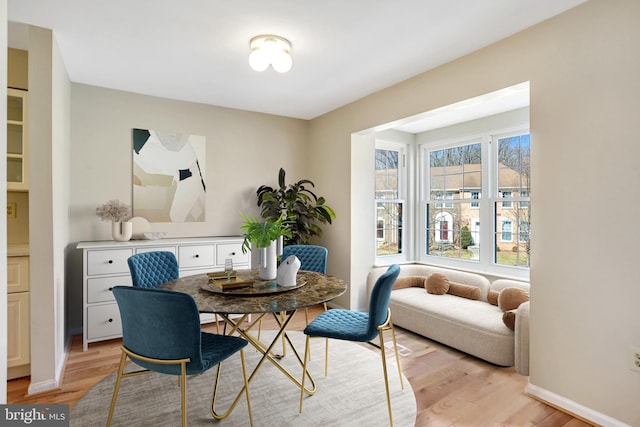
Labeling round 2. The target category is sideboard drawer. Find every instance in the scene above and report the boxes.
[87,276,132,304]
[87,304,122,340]
[179,245,215,268]
[216,243,248,266]
[135,246,177,255]
[87,249,133,276]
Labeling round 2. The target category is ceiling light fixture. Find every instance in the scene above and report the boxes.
[248,35,293,73]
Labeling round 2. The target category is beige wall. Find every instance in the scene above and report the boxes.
[308,1,640,425]
[67,84,310,329]
[27,25,71,394]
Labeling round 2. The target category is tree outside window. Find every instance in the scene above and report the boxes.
[375,148,404,256]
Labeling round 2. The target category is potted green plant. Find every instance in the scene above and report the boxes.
[256,168,336,245]
[240,213,291,280]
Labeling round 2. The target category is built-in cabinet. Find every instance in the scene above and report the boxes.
[7,254,30,379]
[7,88,28,192]
[77,236,250,351]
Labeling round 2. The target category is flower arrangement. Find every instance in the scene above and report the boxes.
[96,199,132,222]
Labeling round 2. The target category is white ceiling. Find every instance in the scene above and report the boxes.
[8,0,585,121]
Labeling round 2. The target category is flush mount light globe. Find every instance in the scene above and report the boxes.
[249,35,292,73]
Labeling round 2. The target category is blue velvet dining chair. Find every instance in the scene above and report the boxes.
[281,245,329,361]
[281,245,328,274]
[128,251,220,331]
[107,286,253,427]
[299,264,403,427]
[127,251,179,288]
[258,245,329,358]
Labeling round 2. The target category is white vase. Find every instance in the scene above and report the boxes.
[258,240,279,280]
[112,221,133,242]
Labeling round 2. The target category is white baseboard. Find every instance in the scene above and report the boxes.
[27,330,75,396]
[27,379,58,395]
[526,384,631,427]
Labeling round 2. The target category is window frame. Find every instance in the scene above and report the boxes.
[415,127,530,280]
[374,140,410,264]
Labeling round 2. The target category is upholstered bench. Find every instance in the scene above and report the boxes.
[366,264,530,375]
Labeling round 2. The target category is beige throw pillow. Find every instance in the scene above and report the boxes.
[425,273,450,295]
[393,276,425,290]
[447,282,481,300]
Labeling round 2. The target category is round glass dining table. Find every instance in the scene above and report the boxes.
[159,269,347,314]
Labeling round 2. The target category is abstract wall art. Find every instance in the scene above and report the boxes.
[132,128,206,222]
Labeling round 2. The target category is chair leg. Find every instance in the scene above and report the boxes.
[378,329,394,427]
[106,350,128,427]
[210,352,254,426]
[299,335,311,413]
[240,348,253,426]
[324,337,329,377]
[180,362,187,427]
[388,316,404,390]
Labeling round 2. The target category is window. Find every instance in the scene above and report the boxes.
[375,145,405,258]
[420,131,530,273]
[501,191,512,208]
[367,84,529,278]
[471,191,480,208]
[501,220,513,242]
[494,133,530,267]
[424,141,482,260]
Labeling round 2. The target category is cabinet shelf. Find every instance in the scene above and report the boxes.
[7,88,28,191]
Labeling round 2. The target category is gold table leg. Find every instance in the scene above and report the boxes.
[212,310,317,403]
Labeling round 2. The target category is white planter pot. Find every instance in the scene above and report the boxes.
[258,241,277,280]
[257,237,283,280]
[112,221,133,242]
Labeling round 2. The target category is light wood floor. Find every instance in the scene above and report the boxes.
[7,306,592,426]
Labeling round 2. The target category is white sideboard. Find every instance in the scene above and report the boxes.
[77,236,249,351]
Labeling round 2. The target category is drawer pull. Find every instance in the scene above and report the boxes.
[108,260,113,264]
[195,254,200,258]
[108,318,113,323]
[231,252,236,256]
[108,287,113,291]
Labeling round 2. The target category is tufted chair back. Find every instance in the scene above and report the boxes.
[281,245,327,273]
[127,251,179,288]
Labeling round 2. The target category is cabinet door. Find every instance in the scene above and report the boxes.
[7,88,28,191]
[8,256,29,293]
[7,292,30,368]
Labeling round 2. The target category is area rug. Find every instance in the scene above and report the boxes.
[71,331,416,426]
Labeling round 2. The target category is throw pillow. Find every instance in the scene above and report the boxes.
[502,309,517,331]
[393,276,425,290]
[425,273,449,295]
[497,287,530,312]
[447,282,481,300]
[487,290,500,306]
